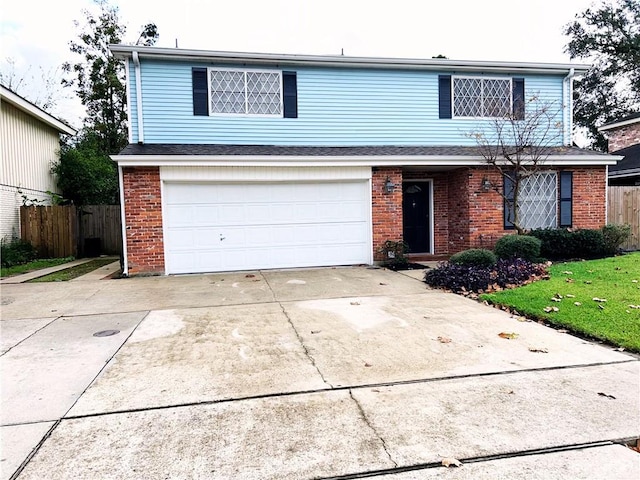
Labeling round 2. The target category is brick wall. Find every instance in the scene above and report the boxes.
[447,169,471,252]
[122,167,165,275]
[371,167,403,260]
[571,167,607,229]
[608,122,640,152]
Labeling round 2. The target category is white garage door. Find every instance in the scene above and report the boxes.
[163,181,371,274]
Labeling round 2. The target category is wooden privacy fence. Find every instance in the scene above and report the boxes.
[608,186,640,251]
[20,205,122,258]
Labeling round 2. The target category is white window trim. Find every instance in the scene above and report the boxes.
[451,76,513,120]
[207,66,284,118]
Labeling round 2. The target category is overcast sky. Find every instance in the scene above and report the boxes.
[1,0,596,127]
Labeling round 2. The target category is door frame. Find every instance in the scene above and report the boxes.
[402,178,434,255]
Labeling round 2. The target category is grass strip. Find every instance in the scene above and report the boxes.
[1,257,75,278]
[29,258,117,283]
[481,253,640,352]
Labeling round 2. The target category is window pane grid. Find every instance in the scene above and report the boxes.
[518,173,557,229]
[453,78,511,118]
[209,70,281,116]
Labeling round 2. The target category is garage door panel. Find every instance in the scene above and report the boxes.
[164,180,371,274]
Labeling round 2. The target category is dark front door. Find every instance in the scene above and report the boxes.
[402,182,431,253]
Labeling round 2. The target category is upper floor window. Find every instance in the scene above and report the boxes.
[453,77,512,118]
[209,69,282,116]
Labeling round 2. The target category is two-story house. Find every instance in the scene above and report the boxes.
[109,45,619,276]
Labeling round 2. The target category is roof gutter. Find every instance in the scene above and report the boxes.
[109,45,591,75]
[111,154,622,168]
[132,51,144,144]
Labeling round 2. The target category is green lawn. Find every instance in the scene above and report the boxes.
[28,258,117,282]
[1,257,74,278]
[481,253,640,352]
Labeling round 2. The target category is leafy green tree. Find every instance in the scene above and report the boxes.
[62,0,158,154]
[564,0,640,151]
[53,130,119,205]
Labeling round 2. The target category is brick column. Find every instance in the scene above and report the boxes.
[122,167,165,275]
[572,167,607,228]
[372,167,403,261]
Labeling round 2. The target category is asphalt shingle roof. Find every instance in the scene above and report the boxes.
[610,144,640,174]
[119,144,610,157]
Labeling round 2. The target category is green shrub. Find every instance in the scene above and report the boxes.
[450,249,497,268]
[528,228,573,260]
[572,229,606,259]
[602,224,631,255]
[494,235,542,261]
[1,239,38,267]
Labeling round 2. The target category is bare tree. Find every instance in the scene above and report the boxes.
[0,57,69,113]
[469,96,564,234]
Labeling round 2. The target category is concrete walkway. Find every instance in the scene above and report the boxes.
[1,267,638,479]
[0,257,120,285]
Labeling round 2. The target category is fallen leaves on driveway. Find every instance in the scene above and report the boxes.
[441,458,463,467]
[597,392,616,400]
[498,332,519,339]
[350,301,361,306]
[528,347,549,353]
[437,336,452,343]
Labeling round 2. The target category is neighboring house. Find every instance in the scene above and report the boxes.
[598,113,640,186]
[110,45,620,276]
[0,85,77,242]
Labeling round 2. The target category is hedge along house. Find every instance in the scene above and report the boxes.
[109,45,620,276]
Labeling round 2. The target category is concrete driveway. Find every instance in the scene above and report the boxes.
[1,267,638,479]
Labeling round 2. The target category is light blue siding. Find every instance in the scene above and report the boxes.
[130,59,565,146]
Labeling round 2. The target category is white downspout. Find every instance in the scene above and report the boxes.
[133,51,144,144]
[563,68,575,146]
[118,164,129,276]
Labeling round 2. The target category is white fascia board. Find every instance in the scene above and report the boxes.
[608,168,640,178]
[111,154,620,168]
[109,45,590,75]
[0,86,77,135]
[598,116,640,132]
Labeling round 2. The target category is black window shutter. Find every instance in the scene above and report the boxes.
[283,71,298,118]
[192,68,208,116]
[512,78,525,120]
[438,75,452,119]
[559,171,573,227]
[504,173,516,229]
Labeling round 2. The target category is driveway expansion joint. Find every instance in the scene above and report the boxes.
[313,440,619,480]
[348,389,398,468]
[61,358,638,421]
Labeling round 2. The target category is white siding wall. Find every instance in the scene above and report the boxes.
[1,101,62,241]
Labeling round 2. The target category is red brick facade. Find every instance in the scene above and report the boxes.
[370,166,608,258]
[122,167,165,275]
[608,122,640,152]
[371,167,403,260]
[122,165,608,274]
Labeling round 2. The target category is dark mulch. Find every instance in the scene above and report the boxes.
[385,262,429,271]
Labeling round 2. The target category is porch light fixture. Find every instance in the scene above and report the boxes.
[481,177,492,192]
[384,177,396,194]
